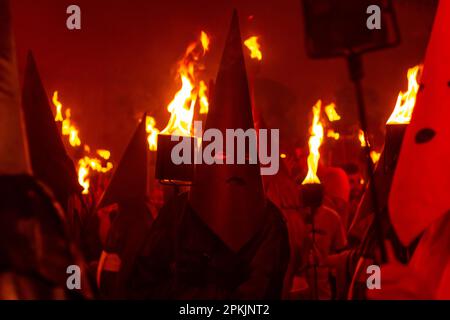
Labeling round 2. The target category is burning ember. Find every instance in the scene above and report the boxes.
[387,65,422,125]
[244,36,262,61]
[160,31,211,136]
[146,116,160,151]
[52,91,113,194]
[302,100,324,185]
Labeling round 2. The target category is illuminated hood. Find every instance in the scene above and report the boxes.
[389,0,450,245]
[98,114,148,209]
[22,52,81,210]
[189,10,266,252]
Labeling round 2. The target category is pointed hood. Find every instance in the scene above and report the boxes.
[0,0,31,175]
[189,10,266,252]
[22,52,81,209]
[98,114,148,209]
[389,0,450,245]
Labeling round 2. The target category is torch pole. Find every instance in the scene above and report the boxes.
[311,205,319,300]
[301,183,323,300]
[347,53,387,263]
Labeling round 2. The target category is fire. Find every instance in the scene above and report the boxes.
[387,65,422,124]
[370,151,381,164]
[358,129,367,147]
[198,80,209,114]
[160,31,210,136]
[201,31,210,53]
[60,109,81,147]
[52,91,64,122]
[244,36,262,61]
[146,116,160,151]
[327,129,340,140]
[77,154,113,194]
[302,100,324,185]
[78,159,90,195]
[324,103,341,122]
[97,149,111,160]
[52,91,113,194]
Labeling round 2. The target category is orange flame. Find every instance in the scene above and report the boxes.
[358,129,367,147]
[78,158,90,195]
[97,149,111,160]
[161,31,210,136]
[61,109,81,147]
[52,91,64,122]
[201,31,210,53]
[370,151,381,164]
[244,36,262,61]
[146,116,160,151]
[52,91,113,194]
[387,65,422,124]
[324,103,341,122]
[302,100,324,185]
[198,80,209,114]
[327,129,340,140]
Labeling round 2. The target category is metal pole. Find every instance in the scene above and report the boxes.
[347,53,387,263]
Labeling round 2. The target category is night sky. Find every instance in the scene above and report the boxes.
[10,0,437,160]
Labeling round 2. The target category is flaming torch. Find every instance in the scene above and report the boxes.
[301,99,326,300]
[384,64,422,172]
[302,100,324,186]
[155,31,210,183]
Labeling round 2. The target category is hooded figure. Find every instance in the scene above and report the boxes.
[20,53,92,254]
[368,0,450,299]
[0,0,91,299]
[21,52,82,213]
[129,11,289,300]
[96,115,153,299]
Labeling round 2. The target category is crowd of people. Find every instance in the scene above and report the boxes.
[1,0,450,300]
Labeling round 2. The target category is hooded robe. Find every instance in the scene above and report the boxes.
[128,10,290,300]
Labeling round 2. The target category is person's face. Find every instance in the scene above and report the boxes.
[348,173,364,200]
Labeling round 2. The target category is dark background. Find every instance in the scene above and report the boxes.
[10,0,438,160]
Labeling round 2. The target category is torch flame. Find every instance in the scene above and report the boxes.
[146,116,160,151]
[61,109,81,147]
[78,159,90,195]
[52,91,113,194]
[198,80,209,114]
[160,31,210,136]
[370,151,381,164]
[201,31,210,53]
[327,129,340,140]
[387,65,422,125]
[358,129,367,147]
[52,91,64,122]
[302,100,324,185]
[244,36,262,61]
[324,103,341,122]
[97,149,111,160]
